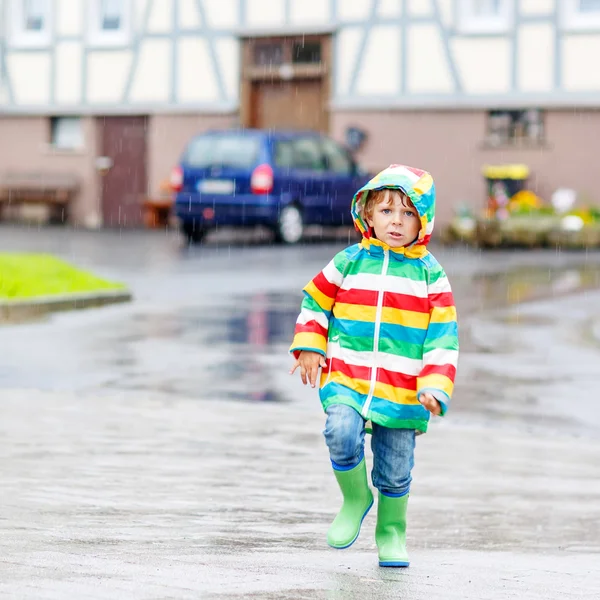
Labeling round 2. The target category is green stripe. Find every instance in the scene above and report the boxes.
[379,337,424,359]
[386,260,429,280]
[301,294,326,313]
[423,334,459,352]
[427,264,447,284]
[333,250,349,274]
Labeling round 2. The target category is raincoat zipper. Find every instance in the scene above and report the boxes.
[361,249,389,418]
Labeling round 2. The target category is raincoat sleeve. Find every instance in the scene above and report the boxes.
[416,265,459,416]
[289,251,348,358]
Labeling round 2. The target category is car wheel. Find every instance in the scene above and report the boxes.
[274,204,304,244]
[181,221,205,244]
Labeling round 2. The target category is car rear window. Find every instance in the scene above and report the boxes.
[184,135,260,169]
[274,138,324,171]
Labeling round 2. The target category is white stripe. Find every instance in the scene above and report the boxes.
[328,341,423,375]
[423,348,458,367]
[322,258,344,287]
[297,307,329,330]
[426,217,435,235]
[341,272,428,298]
[428,275,451,294]
[384,166,420,183]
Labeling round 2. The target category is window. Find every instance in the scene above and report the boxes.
[274,138,324,171]
[486,109,544,147]
[50,117,84,151]
[292,41,321,65]
[321,138,352,175]
[8,0,52,48]
[274,141,294,169]
[101,0,122,30]
[562,0,600,29]
[254,43,284,67]
[579,0,600,11]
[291,138,325,171]
[457,0,512,33]
[184,135,260,169]
[87,0,132,47]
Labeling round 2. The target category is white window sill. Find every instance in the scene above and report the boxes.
[481,139,549,150]
[8,36,52,49]
[86,32,132,48]
[40,143,87,156]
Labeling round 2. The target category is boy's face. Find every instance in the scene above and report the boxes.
[365,191,421,248]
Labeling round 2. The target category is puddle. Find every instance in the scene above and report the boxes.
[3,263,600,408]
[95,292,302,403]
[469,264,600,310]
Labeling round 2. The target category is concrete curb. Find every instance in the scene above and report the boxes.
[0,289,133,323]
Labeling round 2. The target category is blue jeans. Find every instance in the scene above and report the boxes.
[323,404,415,497]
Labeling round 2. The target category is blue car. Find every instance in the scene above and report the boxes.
[171,129,371,244]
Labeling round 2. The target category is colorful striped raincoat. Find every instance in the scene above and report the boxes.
[290,164,458,432]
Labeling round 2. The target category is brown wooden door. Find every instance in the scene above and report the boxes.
[250,79,327,132]
[99,116,148,228]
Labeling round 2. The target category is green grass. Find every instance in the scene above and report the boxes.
[0,253,126,301]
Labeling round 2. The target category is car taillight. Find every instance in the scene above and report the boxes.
[170,166,184,192]
[251,164,273,195]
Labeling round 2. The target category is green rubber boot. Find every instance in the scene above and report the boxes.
[376,492,410,567]
[326,458,374,549]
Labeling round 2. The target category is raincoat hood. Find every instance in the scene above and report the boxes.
[351,164,436,252]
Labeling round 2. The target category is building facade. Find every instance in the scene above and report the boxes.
[0,0,599,228]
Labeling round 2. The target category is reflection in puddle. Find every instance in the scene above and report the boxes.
[472,265,600,308]
[102,293,302,403]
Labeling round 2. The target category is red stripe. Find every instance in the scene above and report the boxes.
[405,166,426,177]
[429,291,454,308]
[377,368,417,391]
[337,288,378,307]
[294,321,328,338]
[383,292,429,313]
[419,363,457,381]
[328,359,417,391]
[312,271,339,299]
[328,358,371,381]
[421,233,432,245]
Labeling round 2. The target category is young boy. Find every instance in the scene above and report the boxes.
[289,164,458,567]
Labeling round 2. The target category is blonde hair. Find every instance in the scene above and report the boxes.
[363,188,413,221]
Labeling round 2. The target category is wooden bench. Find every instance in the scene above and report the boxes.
[0,172,80,224]
[142,179,174,229]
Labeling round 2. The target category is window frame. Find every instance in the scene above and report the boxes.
[49,116,85,151]
[562,0,600,30]
[456,0,513,34]
[485,108,545,148]
[7,0,53,49]
[86,0,133,48]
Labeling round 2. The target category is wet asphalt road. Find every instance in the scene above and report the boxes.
[1,225,600,599]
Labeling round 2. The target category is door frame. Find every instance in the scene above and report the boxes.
[239,34,332,132]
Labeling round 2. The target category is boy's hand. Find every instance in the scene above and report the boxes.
[289,351,327,388]
[419,392,442,416]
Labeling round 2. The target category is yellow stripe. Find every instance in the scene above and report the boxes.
[323,371,371,394]
[324,371,420,406]
[334,303,376,321]
[290,332,327,354]
[304,281,335,312]
[430,305,457,323]
[418,374,454,396]
[413,173,433,195]
[382,307,429,329]
[334,304,429,329]
[373,380,420,405]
